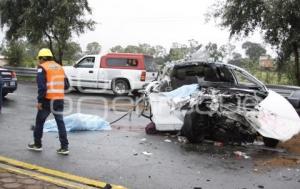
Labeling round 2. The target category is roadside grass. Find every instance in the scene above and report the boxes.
[252,70,292,85]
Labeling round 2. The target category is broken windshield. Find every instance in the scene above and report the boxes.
[170,64,235,89]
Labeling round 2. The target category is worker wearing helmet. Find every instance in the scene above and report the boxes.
[27,48,69,155]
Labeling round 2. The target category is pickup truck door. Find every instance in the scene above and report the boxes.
[97,57,110,89]
[72,56,98,88]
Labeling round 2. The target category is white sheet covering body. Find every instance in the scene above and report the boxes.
[44,113,111,132]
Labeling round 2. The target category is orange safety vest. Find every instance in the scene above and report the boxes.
[39,61,65,100]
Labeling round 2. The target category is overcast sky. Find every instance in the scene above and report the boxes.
[0,0,274,56]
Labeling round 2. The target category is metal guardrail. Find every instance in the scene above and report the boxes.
[266,84,300,90]
[3,66,37,77]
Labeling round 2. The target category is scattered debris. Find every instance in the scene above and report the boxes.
[164,139,172,143]
[145,122,158,135]
[140,138,147,142]
[279,134,300,155]
[256,156,300,168]
[177,136,188,144]
[234,151,251,159]
[252,141,264,146]
[142,151,153,156]
[257,185,264,189]
[214,142,224,147]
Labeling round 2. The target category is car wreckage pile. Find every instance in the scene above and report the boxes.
[141,59,300,148]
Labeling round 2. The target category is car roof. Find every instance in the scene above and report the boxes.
[169,59,267,91]
[172,60,252,74]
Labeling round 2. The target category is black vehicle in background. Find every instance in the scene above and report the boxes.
[266,85,300,115]
[0,67,17,97]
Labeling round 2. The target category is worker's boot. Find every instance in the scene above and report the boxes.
[27,143,43,151]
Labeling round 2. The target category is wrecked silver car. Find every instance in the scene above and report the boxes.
[142,60,300,147]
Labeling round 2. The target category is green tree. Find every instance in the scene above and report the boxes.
[242,41,266,61]
[213,0,300,85]
[153,45,167,58]
[166,42,189,61]
[228,52,242,66]
[109,44,167,65]
[110,45,124,53]
[64,41,82,64]
[3,40,25,66]
[0,0,95,64]
[86,42,101,55]
[123,45,141,54]
[0,42,4,54]
[137,43,155,56]
[205,42,226,62]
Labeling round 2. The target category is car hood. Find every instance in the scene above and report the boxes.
[246,90,300,141]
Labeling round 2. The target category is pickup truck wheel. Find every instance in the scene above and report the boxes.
[112,79,129,96]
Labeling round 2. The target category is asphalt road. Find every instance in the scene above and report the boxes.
[0,82,300,189]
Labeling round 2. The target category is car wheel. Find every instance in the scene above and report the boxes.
[181,111,208,143]
[112,79,129,96]
[64,79,72,94]
[263,137,279,148]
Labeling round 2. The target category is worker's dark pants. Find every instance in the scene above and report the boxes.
[34,100,69,149]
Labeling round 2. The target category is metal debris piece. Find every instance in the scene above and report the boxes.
[142,151,153,156]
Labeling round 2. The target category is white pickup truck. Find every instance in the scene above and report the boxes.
[63,53,158,95]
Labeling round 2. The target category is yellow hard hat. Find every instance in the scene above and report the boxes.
[37,48,53,58]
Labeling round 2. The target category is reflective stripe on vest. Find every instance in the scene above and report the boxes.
[46,82,65,86]
[39,61,65,100]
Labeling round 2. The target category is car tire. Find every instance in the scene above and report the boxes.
[181,111,208,143]
[112,79,129,96]
[263,137,279,148]
[64,79,72,94]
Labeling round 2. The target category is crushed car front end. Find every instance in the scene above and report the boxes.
[141,60,300,147]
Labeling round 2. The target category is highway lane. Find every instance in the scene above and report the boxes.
[0,82,299,189]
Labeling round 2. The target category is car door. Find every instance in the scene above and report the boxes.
[73,56,98,88]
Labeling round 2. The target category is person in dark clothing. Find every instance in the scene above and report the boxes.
[27,48,69,155]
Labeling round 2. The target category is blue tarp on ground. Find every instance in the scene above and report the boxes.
[44,113,111,132]
[162,84,199,98]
